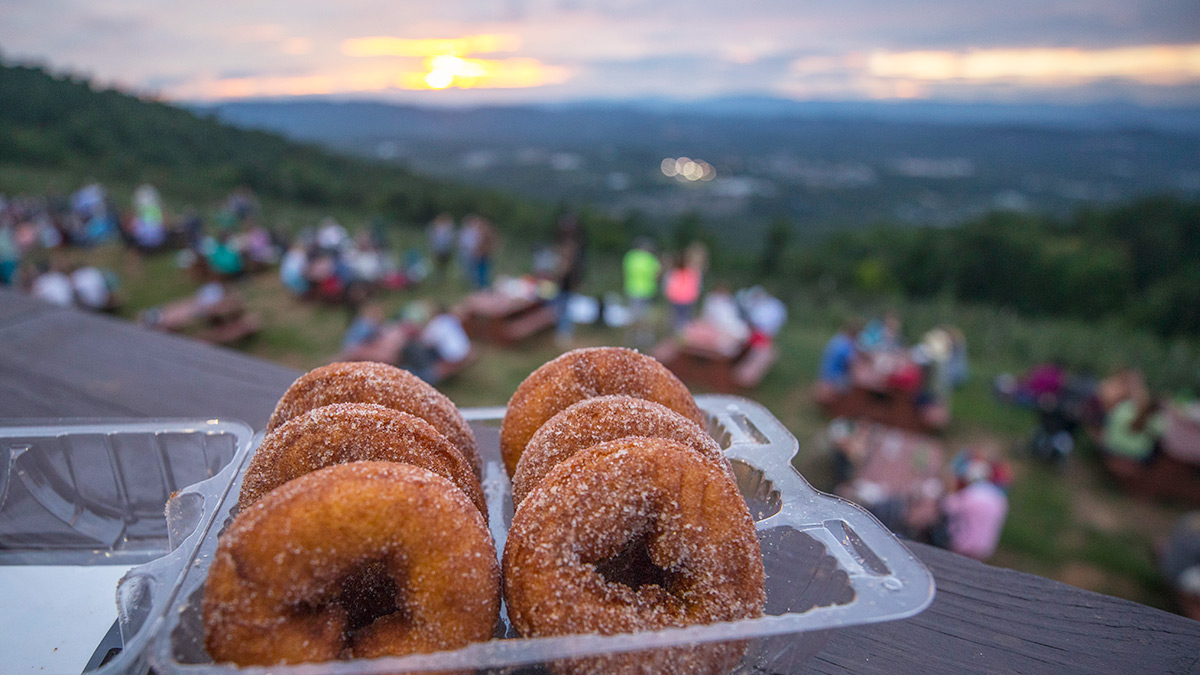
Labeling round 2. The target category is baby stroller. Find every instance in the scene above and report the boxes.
[1027,375,1096,466]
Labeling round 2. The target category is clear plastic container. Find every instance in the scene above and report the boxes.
[135,396,934,674]
[0,418,255,675]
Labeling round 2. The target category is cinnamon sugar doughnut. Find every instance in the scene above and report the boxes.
[503,437,764,639]
[500,347,704,476]
[267,362,481,478]
[204,461,500,666]
[239,403,486,521]
[512,395,733,507]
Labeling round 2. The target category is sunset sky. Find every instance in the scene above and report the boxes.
[2,0,1198,105]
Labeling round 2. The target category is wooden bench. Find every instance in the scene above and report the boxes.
[434,348,476,383]
[733,343,777,388]
[145,292,261,346]
[1101,453,1200,507]
[458,293,555,345]
[337,324,409,366]
[195,311,262,345]
[652,339,777,392]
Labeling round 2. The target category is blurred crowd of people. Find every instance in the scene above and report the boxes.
[0,183,130,311]
[622,238,786,355]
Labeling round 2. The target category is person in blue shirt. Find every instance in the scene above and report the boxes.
[821,319,861,389]
[814,318,863,409]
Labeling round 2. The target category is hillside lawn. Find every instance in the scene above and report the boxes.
[44,228,1195,615]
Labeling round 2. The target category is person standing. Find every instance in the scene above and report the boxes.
[552,216,585,346]
[663,253,700,335]
[428,213,456,280]
[471,217,497,290]
[622,238,660,347]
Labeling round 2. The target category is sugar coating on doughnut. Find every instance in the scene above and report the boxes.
[239,402,486,521]
[500,347,704,477]
[513,395,733,507]
[503,437,765,638]
[267,361,481,478]
[204,461,500,666]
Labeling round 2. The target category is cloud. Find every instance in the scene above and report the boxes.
[866,45,1200,85]
[342,34,522,58]
[2,0,1200,104]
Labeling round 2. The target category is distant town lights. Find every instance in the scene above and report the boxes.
[661,157,716,182]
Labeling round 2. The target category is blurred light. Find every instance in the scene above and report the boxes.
[661,157,718,182]
[423,54,489,89]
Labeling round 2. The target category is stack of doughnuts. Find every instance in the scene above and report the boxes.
[501,348,765,670]
[201,348,765,672]
[203,362,499,666]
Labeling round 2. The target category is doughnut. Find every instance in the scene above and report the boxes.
[239,402,487,522]
[512,395,733,508]
[503,437,764,639]
[500,347,704,477]
[204,461,500,665]
[267,361,481,478]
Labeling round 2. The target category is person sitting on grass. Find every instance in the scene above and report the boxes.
[934,453,1010,561]
[679,283,750,357]
[402,305,471,384]
[813,317,862,406]
[1160,512,1200,621]
[342,303,385,353]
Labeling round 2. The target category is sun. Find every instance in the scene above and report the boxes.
[423,54,489,90]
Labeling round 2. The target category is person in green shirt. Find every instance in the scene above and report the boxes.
[623,239,661,347]
[1103,396,1167,463]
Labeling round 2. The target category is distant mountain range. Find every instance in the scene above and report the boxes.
[197,96,1200,232]
[196,96,1200,142]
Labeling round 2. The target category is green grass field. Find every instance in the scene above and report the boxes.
[12,157,1190,616]
[48,233,1196,612]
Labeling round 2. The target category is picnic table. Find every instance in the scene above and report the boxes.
[455,289,556,345]
[834,423,946,537]
[0,288,1198,673]
[652,332,778,391]
[820,349,945,433]
[141,287,262,346]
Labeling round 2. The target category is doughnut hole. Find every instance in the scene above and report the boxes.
[339,559,406,636]
[592,531,679,594]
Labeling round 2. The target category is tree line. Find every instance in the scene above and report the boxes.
[778,198,1200,338]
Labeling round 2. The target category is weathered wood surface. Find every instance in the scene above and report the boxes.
[1,288,1197,674]
[0,289,296,426]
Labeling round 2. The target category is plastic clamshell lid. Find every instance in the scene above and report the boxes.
[0,418,256,675]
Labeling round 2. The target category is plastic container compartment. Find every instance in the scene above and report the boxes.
[143,396,935,674]
[0,418,255,675]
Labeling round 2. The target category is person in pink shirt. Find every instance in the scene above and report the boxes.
[940,459,1009,560]
[663,253,701,334]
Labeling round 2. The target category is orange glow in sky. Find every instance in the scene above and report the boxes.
[167,34,570,98]
[868,44,1200,84]
[343,34,568,91]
